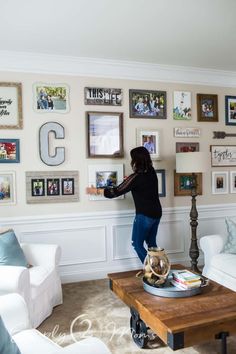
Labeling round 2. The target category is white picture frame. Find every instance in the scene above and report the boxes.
[88,164,124,201]
[230,171,236,193]
[33,83,70,113]
[173,91,192,120]
[212,171,229,194]
[136,128,160,160]
[0,171,16,205]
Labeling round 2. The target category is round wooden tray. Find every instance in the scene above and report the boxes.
[143,270,204,298]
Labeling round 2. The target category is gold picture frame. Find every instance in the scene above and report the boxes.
[0,82,23,129]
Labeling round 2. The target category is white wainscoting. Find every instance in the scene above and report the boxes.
[1,203,236,283]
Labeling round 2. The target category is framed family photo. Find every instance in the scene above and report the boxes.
[156,169,166,197]
[0,171,16,205]
[174,171,202,196]
[137,129,160,160]
[225,95,236,125]
[176,142,199,153]
[211,145,236,167]
[33,83,70,113]
[88,164,124,201]
[87,111,124,158]
[0,82,23,129]
[129,89,167,119]
[173,91,191,120]
[212,171,229,194]
[197,93,218,122]
[26,171,78,203]
[0,139,20,163]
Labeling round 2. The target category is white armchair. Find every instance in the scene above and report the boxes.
[0,293,111,354]
[0,243,63,328]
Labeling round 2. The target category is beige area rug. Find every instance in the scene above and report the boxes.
[38,279,236,354]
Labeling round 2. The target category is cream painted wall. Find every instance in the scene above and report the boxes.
[1,70,236,218]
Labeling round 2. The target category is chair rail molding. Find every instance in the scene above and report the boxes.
[1,50,236,87]
[1,203,236,283]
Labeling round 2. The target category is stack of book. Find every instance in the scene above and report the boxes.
[171,269,202,290]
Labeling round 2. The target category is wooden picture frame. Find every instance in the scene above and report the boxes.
[33,83,70,113]
[87,111,124,158]
[174,171,202,196]
[26,171,78,203]
[197,93,218,122]
[156,169,166,197]
[210,145,236,167]
[0,82,23,129]
[129,89,167,119]
[88,164,124,201]
[176,142,199,153]
[137,128,160,160]
[0,139,20,163]
[212,171,229,194]
[225,95,236,125]
[173,91,192,120]
[0,171,16,205]
[84,87,122,106]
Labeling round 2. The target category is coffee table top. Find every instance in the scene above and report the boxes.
[108,266,236,348]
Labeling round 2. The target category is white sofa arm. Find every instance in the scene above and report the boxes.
[21,243,61,267]
[0,293,31,335]
[200,234,227,268]
[52,338,111,354]
[0,266,30,304]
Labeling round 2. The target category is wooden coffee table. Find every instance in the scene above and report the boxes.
[108,266,236,353]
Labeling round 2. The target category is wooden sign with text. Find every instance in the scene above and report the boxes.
[84,87,122,106]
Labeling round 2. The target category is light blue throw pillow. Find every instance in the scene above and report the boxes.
[0,316,21,354]
[0,229,28,267]
[224,218,236,254]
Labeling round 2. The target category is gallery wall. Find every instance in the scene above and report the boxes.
[1,69,236,218]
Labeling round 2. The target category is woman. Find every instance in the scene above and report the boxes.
[87,146,162,263]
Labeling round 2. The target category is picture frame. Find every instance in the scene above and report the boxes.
[26,171,78,203]
[137,129,160,160]
[0,82,23,129]
[230,171,236,193]
[129,89,167,119]
[0,139,20,163]
[156,169,166,197]
[197,93,218,122]
[173,91,192,120]
[212,171,229,194]
[84,87,122,106]
[174,127,201,138]
[87,111,124,158]
[33,83,70,113]
[0,171,16,205]
[88,164,124,201]
[210,145,236,167]
[225,95,236,125]
[174,171,202,196]
[176,142,199,153]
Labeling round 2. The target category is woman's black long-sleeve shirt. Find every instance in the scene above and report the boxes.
[104,167,162,219]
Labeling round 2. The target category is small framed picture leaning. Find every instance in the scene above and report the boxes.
[129,89,167,119]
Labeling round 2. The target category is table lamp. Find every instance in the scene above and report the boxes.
[176,152,207,273]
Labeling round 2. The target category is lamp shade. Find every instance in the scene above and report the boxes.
[176,152,207,173]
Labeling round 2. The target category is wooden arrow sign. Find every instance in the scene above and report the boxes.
[213,131,236,139]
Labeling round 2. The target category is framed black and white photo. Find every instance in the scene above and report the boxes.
[87,111,124,158]
[212,171,228,194]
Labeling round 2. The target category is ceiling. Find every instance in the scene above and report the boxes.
[1,0,236,72]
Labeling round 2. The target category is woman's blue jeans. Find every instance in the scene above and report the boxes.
[131,213,161,263]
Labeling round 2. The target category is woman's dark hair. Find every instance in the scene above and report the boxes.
[130,146,152,173]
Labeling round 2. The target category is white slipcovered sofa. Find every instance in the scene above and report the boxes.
[200,234,236,291]
[0,293,111,354]
[0,243,63,328]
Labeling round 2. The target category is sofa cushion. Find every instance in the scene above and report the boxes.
[224,218,236,254]
[13,329,59,354]
[0,316,21,354]
[0,230,28,267]
[211,253,236,278]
